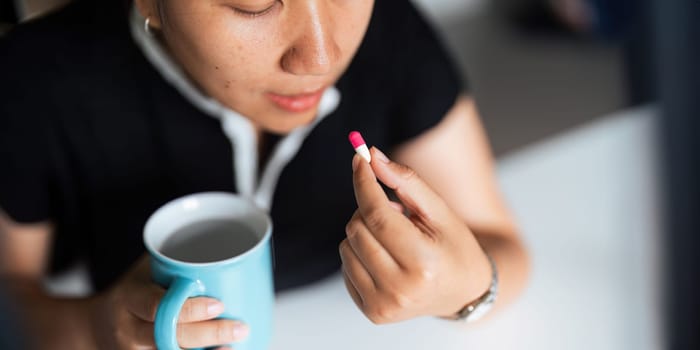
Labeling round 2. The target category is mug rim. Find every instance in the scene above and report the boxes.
[143,191,273,268]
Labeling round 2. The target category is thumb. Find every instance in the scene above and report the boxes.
[369,147,450,226]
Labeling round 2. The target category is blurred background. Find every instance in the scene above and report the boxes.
[1,0,697,349]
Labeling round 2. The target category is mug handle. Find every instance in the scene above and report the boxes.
[154,277,201,350]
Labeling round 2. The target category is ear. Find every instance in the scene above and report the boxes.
[134,0,163,30]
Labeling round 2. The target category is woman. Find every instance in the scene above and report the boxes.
[0,0,530,348]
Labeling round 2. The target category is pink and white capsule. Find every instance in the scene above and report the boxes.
[348,131,371,163]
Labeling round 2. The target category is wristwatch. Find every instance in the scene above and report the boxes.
[445,254,499,323]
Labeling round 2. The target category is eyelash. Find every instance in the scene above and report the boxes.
[232,1,280,18]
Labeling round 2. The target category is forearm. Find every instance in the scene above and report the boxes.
[2,276,96,350]
[473,230,531,318]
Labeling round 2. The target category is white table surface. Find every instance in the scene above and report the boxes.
[270,106,663,350]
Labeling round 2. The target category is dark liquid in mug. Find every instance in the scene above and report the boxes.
[160,219,260,263]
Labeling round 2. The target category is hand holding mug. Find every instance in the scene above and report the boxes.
[89,256,249,349]
[143,193,275,350]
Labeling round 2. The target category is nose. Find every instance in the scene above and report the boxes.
[280,1,341,76]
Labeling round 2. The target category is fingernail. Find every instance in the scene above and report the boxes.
[352,154,360,172]
[373,147,390,164]
[233,323,250,339]
[207,301,225,316]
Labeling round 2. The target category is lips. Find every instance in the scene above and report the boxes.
[266,87,325,113]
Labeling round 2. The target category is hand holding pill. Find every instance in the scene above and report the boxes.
[341,132,493,322]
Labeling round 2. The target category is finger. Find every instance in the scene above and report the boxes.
[120,256,165,323]
[369,147,450,231]
[179,297,226,323]
[353,155,424,241]
[352,153,401,232]
[339,239,376,296]
[343,270,364,309]
[389,200,404,213]
[125,317,156,347]
[124,281,223,323]
[123,257,225,323]
[346,210,401,273]
[177,319,249,349]
[122,281,165,322]
[353,153,428,258]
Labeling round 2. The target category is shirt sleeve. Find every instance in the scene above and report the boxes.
[0,34,53,224]
[387,2,465,145]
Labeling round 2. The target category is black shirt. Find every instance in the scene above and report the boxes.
[0,0,463,292]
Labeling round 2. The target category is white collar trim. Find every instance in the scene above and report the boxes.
[129,7,341,210]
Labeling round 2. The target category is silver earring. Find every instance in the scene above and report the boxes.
[145,17,152,35]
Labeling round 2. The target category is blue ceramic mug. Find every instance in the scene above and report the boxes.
[143,192,274,350]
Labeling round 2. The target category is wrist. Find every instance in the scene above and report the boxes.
[440,252,498,322]
[84,291,116,350]
[82,295,103,350]
[44,295,100,350]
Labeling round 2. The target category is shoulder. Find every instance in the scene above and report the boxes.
[0,1,131,87]
[1,3,89,70]
[0,1,144,128]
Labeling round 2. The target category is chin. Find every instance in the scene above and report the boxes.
[261,109,319,135]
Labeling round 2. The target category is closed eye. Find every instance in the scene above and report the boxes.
[230,1,280,18]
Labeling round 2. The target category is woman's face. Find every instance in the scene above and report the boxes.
[138,0,374,134]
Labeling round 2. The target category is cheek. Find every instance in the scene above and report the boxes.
[216,21,280,66]
[201,25,280,82]
[167,14,283,87]
[212,44,282,97]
